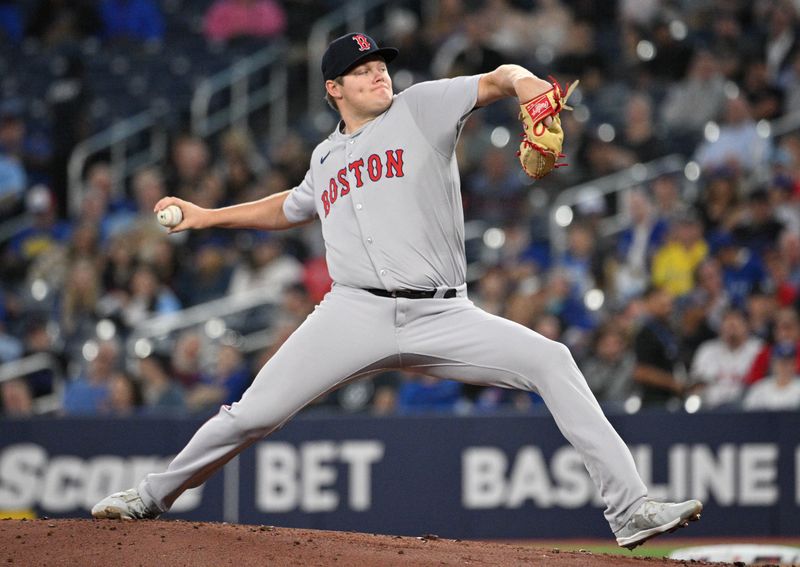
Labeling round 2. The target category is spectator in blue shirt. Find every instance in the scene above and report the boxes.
[396,373,463,415]
[713,232,766,307]
[0,2,23,45]
[98,0,164,43]
[187,343,250,414]
[137,353,186,415]
[0,100,28,218]
[61,339,120,415]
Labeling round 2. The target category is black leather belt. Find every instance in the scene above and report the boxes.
[365,288,457,299]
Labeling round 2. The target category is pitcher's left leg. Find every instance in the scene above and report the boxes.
[398,297,647,532]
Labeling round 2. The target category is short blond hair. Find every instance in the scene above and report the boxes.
[325,76,344,112]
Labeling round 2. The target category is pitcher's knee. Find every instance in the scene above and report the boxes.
[524,340,576,379]
[222,403,286,440]
[552,341,575,365]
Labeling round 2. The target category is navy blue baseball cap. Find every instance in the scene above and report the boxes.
[321,33,398,81]
[773,341,797,359]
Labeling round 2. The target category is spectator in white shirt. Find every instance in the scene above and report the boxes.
[690,308,764,408]
[743,342,800,411]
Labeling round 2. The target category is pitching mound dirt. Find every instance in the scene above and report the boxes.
[0,518,726,566]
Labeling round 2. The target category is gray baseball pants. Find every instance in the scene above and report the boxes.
[138,284,647,532]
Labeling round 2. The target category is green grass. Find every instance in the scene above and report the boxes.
[536,542,677,558]
[525,540,800,560]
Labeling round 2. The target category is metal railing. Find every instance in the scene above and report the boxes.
[67,109,169,217]
[548,154,691,254]
[546,108,800,254]
[750,110,800,185]
[191,40,289,145]
[0,352,64,415]
[66,42,289,219]
[127,285,283,360]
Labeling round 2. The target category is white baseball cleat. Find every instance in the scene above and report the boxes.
[91,488,161,520]
[615,498,703,549]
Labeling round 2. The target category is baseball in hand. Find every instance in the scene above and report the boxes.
[157,205,183,227]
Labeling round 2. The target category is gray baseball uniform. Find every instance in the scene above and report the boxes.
[137,75,648,533]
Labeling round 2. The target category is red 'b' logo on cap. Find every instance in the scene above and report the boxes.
[352,34,371,51]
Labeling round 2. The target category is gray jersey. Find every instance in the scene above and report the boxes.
[283,75,480,290]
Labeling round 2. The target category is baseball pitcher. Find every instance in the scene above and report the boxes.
[92,33,702,549]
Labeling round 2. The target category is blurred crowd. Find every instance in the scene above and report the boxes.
[3,0,800,419]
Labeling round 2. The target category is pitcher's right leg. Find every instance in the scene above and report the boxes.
[97,286,398,516]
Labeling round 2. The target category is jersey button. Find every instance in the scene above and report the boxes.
[355,203,363,210]
[380,269,387,276]
[367,237,373,244]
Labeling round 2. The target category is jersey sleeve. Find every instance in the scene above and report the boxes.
[400,75,480,157]
[282,169,316,223]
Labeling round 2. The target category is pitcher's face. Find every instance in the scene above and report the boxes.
[332,56,393,117]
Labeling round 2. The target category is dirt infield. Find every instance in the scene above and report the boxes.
[0,518,730,567]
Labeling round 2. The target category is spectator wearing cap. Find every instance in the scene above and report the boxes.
[743,341,800,411]
[632,286,686,406]
[712,232,766,307]
[731,187,786,256]
[651,211,708,298]
[697,168,745,241]
[689,308,764,409]
[745,306,800,385]
[4,185,71,283]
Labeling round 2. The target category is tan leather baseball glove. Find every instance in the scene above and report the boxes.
[517,78,579,179]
